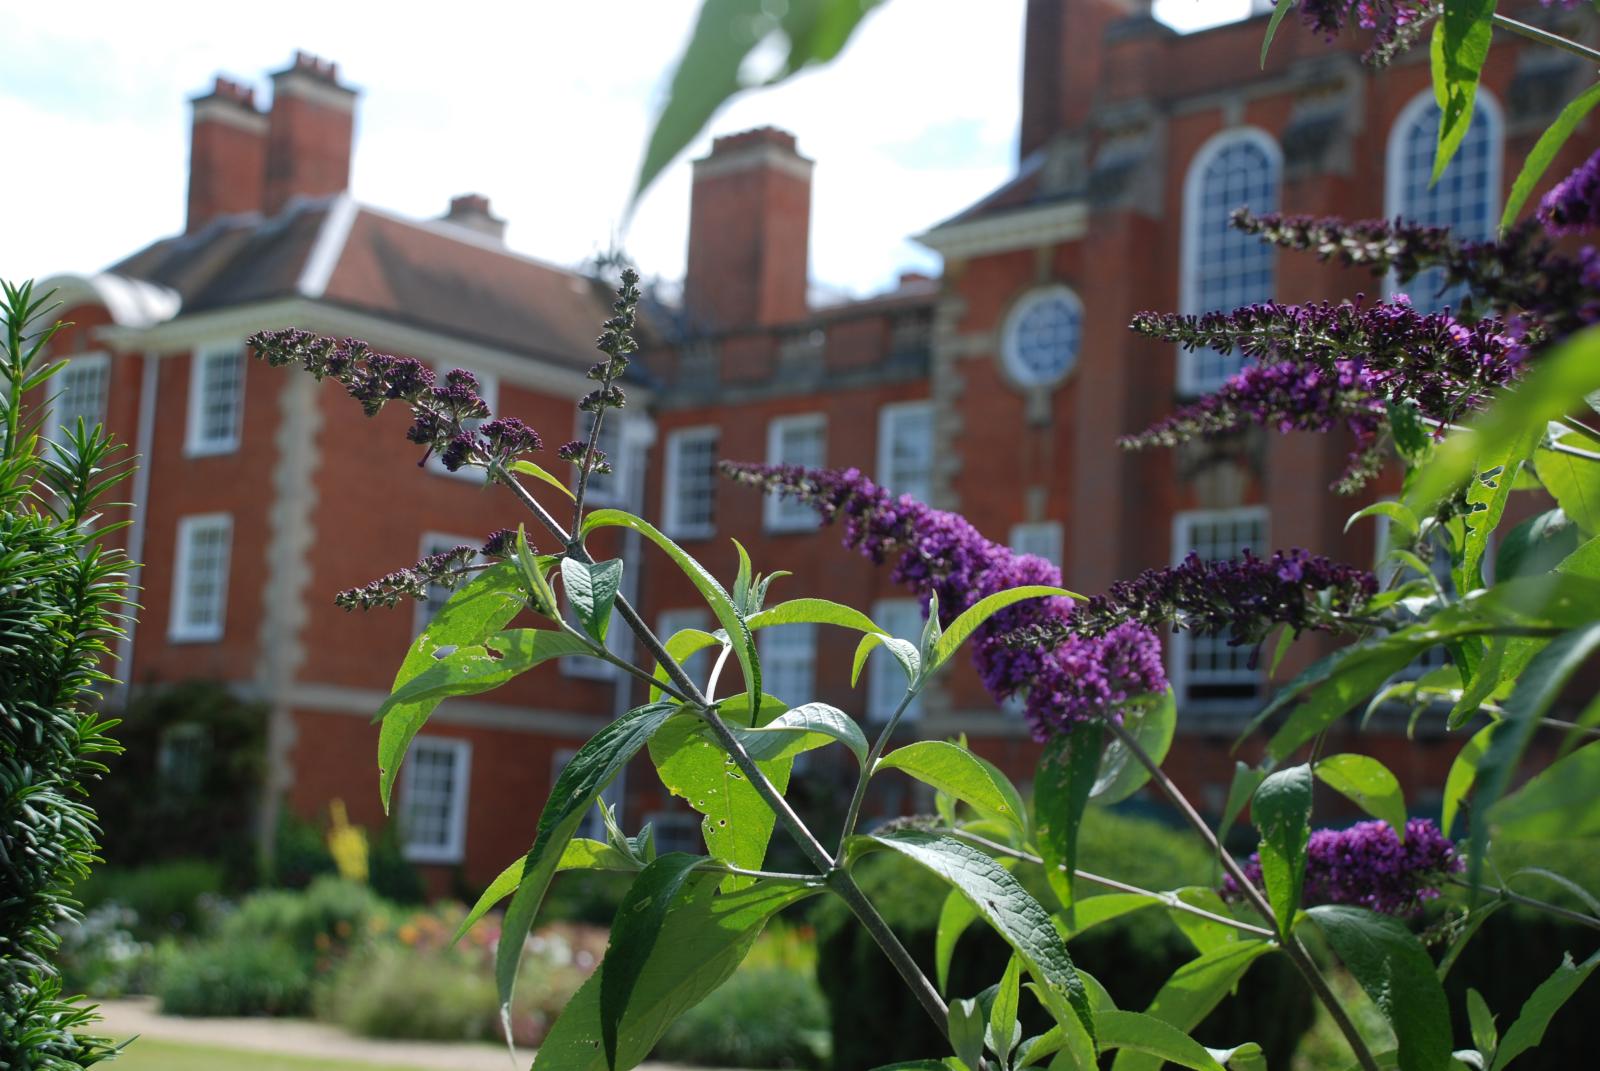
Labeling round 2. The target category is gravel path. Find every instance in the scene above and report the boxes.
[93,997,728,1071]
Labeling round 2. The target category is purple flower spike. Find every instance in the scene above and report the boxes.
[1538,148,1600,237]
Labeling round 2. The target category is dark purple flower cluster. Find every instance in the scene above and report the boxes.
[1120,359,1387,492]
[1224,818,1462,917]
[558,439,612,476]
[719,462,1167,735]
[1295,0,1434,66]
[335,544,479,611]
[1538,147,1600,237]
[481,528,517,559]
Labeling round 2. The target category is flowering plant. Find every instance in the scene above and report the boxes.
[239,6,1600,1071]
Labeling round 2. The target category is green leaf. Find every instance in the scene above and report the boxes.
[510,457,578,501]
[1109,941,1273,1071]
[452,839,637,945]
[930,585,1078,674]
[497,700,680,1029]
[533,877,817,1070]
[988,955,1024,1064]
[1259,0,1296,67]
[649,692,793,886]
[1491,739,1600,841]
[1305,905,1453,1071]
[562,557,624,645]
[1056,893,1160,940]
[633,0,887,205]
[1167,887,1243,956]
[948,997,986,1071]
[1035,722,1104,908]
[378,561,527,809]
[378,628,590,810]
[1456,425,1540,595]
[1501,82,1600,228]
[1406,327,1600,522]
[583,509,760,721]
[1441,723,1497,839]
[1094,1010,1225,1071]
[866,830,1095,1046]
[1252,764,1313,933]
[1092,690,1176,805]
[1429,0,1495,185]
[600,853,706,1069]
[1494,509,1581,582]
[746,596,884,635]
[725,701,868,765]
[1315,754,1408,840]
[1489,949,1600,1070]
[1218,762,1266,850]
[877,740,1027,834]
[1466,988,1497,1064]
[1348,500,1420,542]
[1437,901,1504,980]
[514,527,560,618]
[920,592,944,663]
[935,887,980,995]
[852,631,922,688]
[1535,427,1600,536]
[648,624,722,701]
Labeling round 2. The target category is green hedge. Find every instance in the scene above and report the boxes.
[655,966,830,1069]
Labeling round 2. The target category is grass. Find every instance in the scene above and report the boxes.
[110,1039,426,1071]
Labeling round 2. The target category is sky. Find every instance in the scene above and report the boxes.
[0,0,1249,301]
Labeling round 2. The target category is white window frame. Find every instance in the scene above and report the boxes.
[43,352,110,444]
[169,513,233,643]
[657,608,714,680]
[399,736,472,864]
[429,366,498,480]
[663,426,719,540]
[185,343,246,456]
[868,599,924,723]
[1009,521,1064,568]
[1168,506,1269,711]
[1383,89,1504,308]
[414,532,480,635]
[1179,127,1282,396]
[758,623,818,705]
[999,285,1084,389]
[764,414,827,532]
[877,401,935,502]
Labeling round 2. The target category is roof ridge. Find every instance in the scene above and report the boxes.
[355,201,596,281]
[297,193,360,298]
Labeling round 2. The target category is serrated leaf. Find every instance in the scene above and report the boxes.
[497,700,680,1033]
[1441,722,1497,839]
[378,561,528,809]
[1489,949,1600,1070]
[378,628,590,810]
[1316,754,1408,840]
[1094,1010,1225,1071]
[1092,689,1176,805]
[930,585,1078,674]
[1109,941,1273,1071]
[583,508,760,721]
[1501,82,1600,229]
[510,457,578,500]
[725,701,868,765]
[452,838,637,945]
[533,877,817,1070]
[563,557,624,645]
[1305,905,1453,1071]
[1036,722,1104,908]
[866,831,1095,1047]
[601,853,706,1069]
[1252,764,1313,933]
[878,739,1027,834]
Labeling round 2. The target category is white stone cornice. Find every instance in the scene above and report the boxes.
[192,97,268,133]
[916,199,1088,260]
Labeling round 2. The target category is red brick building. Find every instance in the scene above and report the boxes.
[39,3,1593,889]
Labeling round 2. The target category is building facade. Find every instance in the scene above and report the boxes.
[38,2,1594,889]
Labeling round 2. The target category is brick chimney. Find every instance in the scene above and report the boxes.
[263,51,358,217]
[439,193,506,243]
[186,77,267,233]
[684,127,812,330]
[1020,0,1143,160]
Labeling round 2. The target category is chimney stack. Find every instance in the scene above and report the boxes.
[439,193,506,243]
[263,51,357,216]
[684,127,812,330]
[186,77,268,233]
[1020,0,1142,160]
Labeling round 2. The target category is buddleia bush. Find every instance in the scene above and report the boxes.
[1,281,133,1069]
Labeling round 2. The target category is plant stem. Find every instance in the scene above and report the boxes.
[1448,876,1600,932]
[943,828,1277,939]
[1105,719,1383,1071]
[838,687,918,855]
[1491,12,1600,64]
[492,460,952,1038]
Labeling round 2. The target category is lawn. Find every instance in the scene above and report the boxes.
[110,1039,427,1071]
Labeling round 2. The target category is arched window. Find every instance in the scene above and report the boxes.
[1180,128,1281,394]
[1385,90,1503,311]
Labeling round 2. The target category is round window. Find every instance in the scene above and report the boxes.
[1001,285,1083,388]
